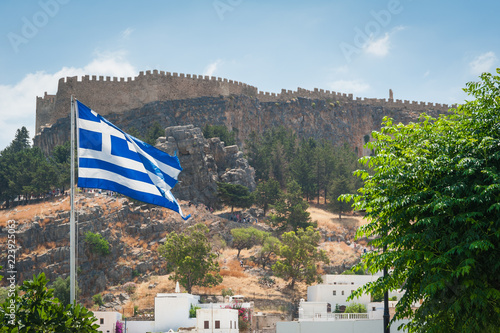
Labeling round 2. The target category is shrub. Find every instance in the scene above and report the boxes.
[84,231,110,255]
[221,288,234,298]
[92,293,104,306]
[115,321,124,333]
[123,282,137,295]
[189,304,201,318]
[344,303,367,313]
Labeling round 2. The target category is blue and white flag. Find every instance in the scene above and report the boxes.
[76,100,190,220]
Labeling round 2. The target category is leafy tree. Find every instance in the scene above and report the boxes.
[92,293,104,307]
[145,121,164,146]
[291,138,317,200]
[84,232,111,256]
[217,182,253,212]
[202,124,236,146]
[343,70,500,332]
[230,227,267,258]
[253,178,281,215]
[158,223,222,294]
[269,180,314,231]
[0,272,99,332]
[8,126,31,153]
[50,141,71,192]
[52,276,80,307]
[328,176,355,219]
[272,226,329,289]
[255,236,281,269]
[344,303,367,313]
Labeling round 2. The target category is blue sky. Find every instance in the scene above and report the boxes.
[0,0,499,150]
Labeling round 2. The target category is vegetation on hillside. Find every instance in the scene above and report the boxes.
[343,69,500,332]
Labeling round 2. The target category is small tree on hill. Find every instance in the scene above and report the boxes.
[272,227,329,289]
[253,178,281,215]
[158,224,222,294]
[217,182,253,212]
[270,180,314,231]
[231,227,268,258]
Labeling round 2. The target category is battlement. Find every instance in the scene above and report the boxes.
[35,69,453,134]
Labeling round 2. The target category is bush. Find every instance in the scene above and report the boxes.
[84,232,110,255]
[344,303,367,313]
[189,304,201,318]
[92,293,104,306]
[221,288,234,298]
[123,282,137,295]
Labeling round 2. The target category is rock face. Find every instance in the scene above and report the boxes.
[157,125,256,207]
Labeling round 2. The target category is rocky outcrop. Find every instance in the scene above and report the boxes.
[157,125,256,207]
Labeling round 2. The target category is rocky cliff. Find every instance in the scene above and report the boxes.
[34,94,450,159]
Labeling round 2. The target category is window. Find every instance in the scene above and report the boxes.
[204,321,209,329]
[341,290,344,295]
[215,320,220,329]
[351,282,354,285]
[332,290,336,296]
[100,318,104,325]
[230,321,232,329]
[372,307,376,311]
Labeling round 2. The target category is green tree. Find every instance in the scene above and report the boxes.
[202,124,236,146]
[253,178,282,215]
[158,223,222,294]
[84,232,111,256]
[145,121,164,146]
[230,227,267,258]
[217,182,253,212]
[328,176,355,219]
[269,180,314,231]
[50,141,71,193]
[52,276,80,307]
[255,236,281,269]
[0,272,99,332]
[291,138,317,201]
[272,226,329,289]
[344,303,367,313]
[343,70,500,332]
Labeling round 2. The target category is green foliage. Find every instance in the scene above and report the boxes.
[217,182,253,212]
[272,226,329,289]
[371,289,384,302]
[52,276,80,307]
[122,282,137,295]
[0,272,99,332]
[390,296,398,301]
[92,293,104,307]
[221,288,234,298]
[202,124,236,146]
[84,232,110,256]
[144,121,164,146]
[158,223,222,294]
[253,178,282,215]
[269,180,315,231]
[189,304,201,318]
[343,69,500,332]
[255,236,281,269]
[230,227,268,258]
[344,303,367,313]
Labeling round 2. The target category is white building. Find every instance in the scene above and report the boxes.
[93,311,121,333]
[154,293,199,331]
[196,307,239,333]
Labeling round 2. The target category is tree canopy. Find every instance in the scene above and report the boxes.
[272,226,329,289]
[230,227,268,258]
[216,182,253,212]
[343,70,500,332]
[158,223,222,294]
[0,272,99,332]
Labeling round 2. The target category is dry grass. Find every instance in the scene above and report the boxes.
[220,259,247,278]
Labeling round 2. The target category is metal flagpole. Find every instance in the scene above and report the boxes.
[70,95,76,304]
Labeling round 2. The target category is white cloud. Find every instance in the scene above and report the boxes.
[328,79,370,94]
[423,70,430,78]
[469,52,497,75]
[203,59,222,77]
[121,27,134,39]
[364,33,390,57]
[0,53,137,150]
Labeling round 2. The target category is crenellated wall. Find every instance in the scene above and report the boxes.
[35,69,452,134]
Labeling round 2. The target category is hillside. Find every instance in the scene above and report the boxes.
[0,193,368,318]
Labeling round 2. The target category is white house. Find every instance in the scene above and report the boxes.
[154,293,199,332]
[93,311,121,333]
[196,307,239,333]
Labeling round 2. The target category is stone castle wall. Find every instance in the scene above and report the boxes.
[35,69,452,134]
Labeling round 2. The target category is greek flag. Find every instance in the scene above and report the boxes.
[76,100,190,220]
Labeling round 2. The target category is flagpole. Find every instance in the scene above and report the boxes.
[70,95,76,304]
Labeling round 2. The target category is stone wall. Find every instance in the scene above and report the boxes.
[34,94,448,159]
[35,70,453,135]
